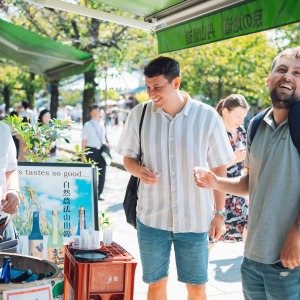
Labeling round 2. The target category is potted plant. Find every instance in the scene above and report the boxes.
[4,115,93,163]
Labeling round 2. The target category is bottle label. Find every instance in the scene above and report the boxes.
[28,240,43,258]
[47,247,64,268]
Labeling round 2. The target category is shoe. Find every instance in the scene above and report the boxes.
[98,194,105,201]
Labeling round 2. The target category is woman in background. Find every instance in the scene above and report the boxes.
[38,109,57,157]
[215,94,249,242]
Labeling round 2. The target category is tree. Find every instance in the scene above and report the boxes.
[272,22,300,51]
[2,0,152,122]
[172,33,277,109]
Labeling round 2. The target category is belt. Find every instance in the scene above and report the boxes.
[88,147,101,150]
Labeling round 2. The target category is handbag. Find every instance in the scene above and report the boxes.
[123,103,147,228]
[101,144,112,165]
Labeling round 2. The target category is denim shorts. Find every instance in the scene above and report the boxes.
[136,218,209,285]
[241,257,300,300]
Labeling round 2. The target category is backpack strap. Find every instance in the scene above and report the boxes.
[288,101,300,156]
[249,107,271,144]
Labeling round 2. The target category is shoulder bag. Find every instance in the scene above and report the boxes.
[123,103,147,228]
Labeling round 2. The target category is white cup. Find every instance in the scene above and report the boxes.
[72,236,80,248]
[80,229,91,249]
[103,228,113,246]
[91,231,100,249]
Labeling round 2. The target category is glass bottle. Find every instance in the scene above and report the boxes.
[76,206,86,236]
[28,207,43,258]
[47,210,64,267]
[11,269,33,283]
[0,256,11,283]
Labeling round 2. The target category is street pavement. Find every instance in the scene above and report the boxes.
[58,124,245,300]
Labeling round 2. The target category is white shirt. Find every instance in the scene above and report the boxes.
[117,96,235,233]
[82,119,106,149]
[19,109,35,125]
[0,122,18,193]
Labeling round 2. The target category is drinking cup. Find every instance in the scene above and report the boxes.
[80,229,91,249]
[91,231,100,249]
[103,228,113,246]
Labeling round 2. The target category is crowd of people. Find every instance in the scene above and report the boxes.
[0,46,299,300]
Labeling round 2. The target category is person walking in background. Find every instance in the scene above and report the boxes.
[82,104,109,201]
[215,94,249,243]
[37,109,57,158]
[18,100,35,125]
[0,121,21,253]
[117,56,235,300]
[194,46,300,300]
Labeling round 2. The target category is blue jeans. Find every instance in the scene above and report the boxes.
[136,218,209,285]
[241,257,300,300]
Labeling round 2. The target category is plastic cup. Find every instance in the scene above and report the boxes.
[103,228,113,246]
[73,236,80,248]
[194,167,205,179]
[91,231,100,249]
[80,229,91,249]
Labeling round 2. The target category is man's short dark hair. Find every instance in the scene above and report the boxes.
[89,104,99,112]
[144,56,180,83]
[270,46,300,72]
[21,100,29,109]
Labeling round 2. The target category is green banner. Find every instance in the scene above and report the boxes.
[157,0,300,53]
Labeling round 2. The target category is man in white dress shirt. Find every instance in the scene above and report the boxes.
[82,104,108,200]
[117,57,234,299]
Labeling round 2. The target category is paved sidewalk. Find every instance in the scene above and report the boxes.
[58,124,245,299]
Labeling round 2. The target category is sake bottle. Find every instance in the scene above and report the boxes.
[11,269,33,283]
[47,210,64,267]
[28,208,43,258]
[0,256,11,283]
[76,206,86,236]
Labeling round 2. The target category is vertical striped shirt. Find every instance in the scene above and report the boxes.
[116,94,235,233]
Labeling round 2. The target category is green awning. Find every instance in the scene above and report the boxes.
[157,0,300,53]
[0,18,94,80]
[23,0,300,54]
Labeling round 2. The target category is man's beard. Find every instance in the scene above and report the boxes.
[270,88,299,109]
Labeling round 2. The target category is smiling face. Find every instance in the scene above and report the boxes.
[145,74,180,109]
[267,57,300,109]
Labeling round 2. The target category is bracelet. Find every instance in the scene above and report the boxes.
[214,209,227,220]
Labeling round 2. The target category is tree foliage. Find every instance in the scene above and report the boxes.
[172,33,277,109]
[0,2,298,115]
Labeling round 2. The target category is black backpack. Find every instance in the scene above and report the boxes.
[249,101,300,155]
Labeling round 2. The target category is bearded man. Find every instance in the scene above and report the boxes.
[194,46,300,300]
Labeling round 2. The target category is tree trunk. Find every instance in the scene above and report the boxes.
[217,77,222,105]
[50,80,59,119]
[82,69,96,124]
[3,85,10,114]
[26,73,35,109]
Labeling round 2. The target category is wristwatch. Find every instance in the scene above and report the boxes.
[214,209,227,220]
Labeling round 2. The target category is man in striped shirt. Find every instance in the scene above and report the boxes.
[117,56,235,300]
